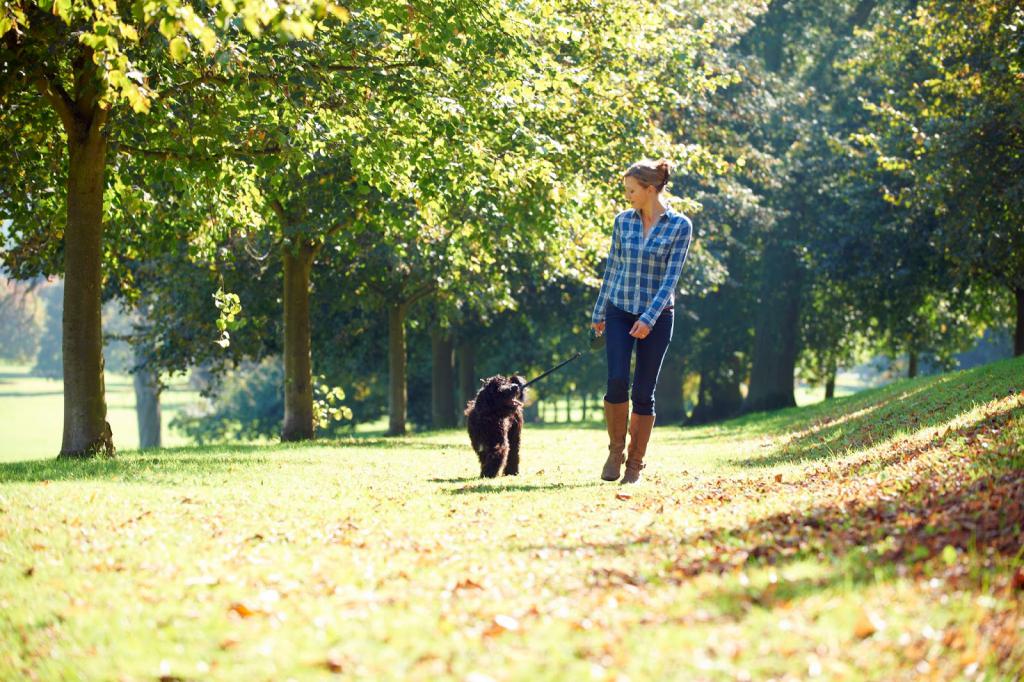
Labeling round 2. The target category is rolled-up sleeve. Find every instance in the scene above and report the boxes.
[591,216,620,324]
[639,216,692,327]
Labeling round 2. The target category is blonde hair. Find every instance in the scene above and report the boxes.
[623,158,673,192]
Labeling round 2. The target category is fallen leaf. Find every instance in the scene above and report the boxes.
[453,578,483,591]
[774,473,783,483]
[219,636,240,650]
[854,609,884,639]
[1012,568,1024,591]
[228,602,258,618]
[483,614,520,637]
[615,493,632,501]
[324,651,346,673]
[494,614,519,631]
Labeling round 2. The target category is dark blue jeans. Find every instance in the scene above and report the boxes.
[604,303,674,416]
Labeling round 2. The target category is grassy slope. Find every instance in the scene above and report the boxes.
[0,357,1021,680]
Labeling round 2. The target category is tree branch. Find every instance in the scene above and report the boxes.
[270,198,289,226]
[33,73,76,133]
[405,282,437,308]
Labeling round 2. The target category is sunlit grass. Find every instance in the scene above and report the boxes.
[0,363,199,462]
[1,357,1021,680]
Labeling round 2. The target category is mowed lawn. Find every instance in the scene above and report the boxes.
[0,364,199,462]
[1,358,1022,680]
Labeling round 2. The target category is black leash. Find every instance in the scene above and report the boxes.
[522,333,605,390]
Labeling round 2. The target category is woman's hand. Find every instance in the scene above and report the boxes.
[629,321,651,339]
[592,321,605,335]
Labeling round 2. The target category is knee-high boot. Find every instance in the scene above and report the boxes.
[601,400,630,481]
[622,413,655,484]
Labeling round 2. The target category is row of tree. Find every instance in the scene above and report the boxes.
[674,0,1022,422]
[1,0,761,454]
[2,1,1020,455]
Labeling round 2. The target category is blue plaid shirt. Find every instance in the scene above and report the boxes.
[591,206,693,328]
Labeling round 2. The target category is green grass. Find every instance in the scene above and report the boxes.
[1,357,1022,680]
[0,363,199,462]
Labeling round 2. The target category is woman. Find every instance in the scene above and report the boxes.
[591,159,693,484]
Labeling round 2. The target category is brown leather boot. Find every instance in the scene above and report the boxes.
[621,413,655,484]
[601,400,629,481]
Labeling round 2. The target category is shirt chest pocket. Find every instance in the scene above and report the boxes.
[645,235,673,259]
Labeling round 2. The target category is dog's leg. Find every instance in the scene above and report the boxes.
[504,417,521,476]
[470,434,485,470]
[480,441,509,478]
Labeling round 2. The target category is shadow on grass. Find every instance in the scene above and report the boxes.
[525,419,605,430]
[446,481,604,495]
[0,431,518,484]
[520,394,1023,611]
[0,445,290,483]
[678,381,937,447]
[669,460,1023,584]
[731,358,1023,468]
[316,436,465,451]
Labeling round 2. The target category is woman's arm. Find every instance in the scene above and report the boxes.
[591,216,620,326]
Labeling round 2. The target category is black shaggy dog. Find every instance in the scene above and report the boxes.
[464,375,527,478]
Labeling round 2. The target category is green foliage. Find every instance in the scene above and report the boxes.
[170,356,284,443]
[171,358,352,443]
[212,287,242,349]
[312,375,352,429]
[851,0,1024,292]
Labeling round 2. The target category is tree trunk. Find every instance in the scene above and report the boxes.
[1015,287,1024,357]
[60,105,113,458]
[907,350,918,379]
[741,237,801,415]
[387,303,408,436]
[431,329,456,428]
[688,358,744,425]
[456,342,476,425]
[580,391,587,422]
[282,244,316,441]
[740,2,805,417]
[133,349,162,450]
[824,370,836,400]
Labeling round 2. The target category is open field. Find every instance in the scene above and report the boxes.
[0,364,199,462]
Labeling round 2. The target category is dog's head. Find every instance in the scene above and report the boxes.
[509,375,527,402]
[475,374,526,413]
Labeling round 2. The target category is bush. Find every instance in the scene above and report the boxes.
[171,356,351,444]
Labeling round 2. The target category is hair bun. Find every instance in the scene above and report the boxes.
[623,158,673,192]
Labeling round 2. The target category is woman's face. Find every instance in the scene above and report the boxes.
[623,175,653,209]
